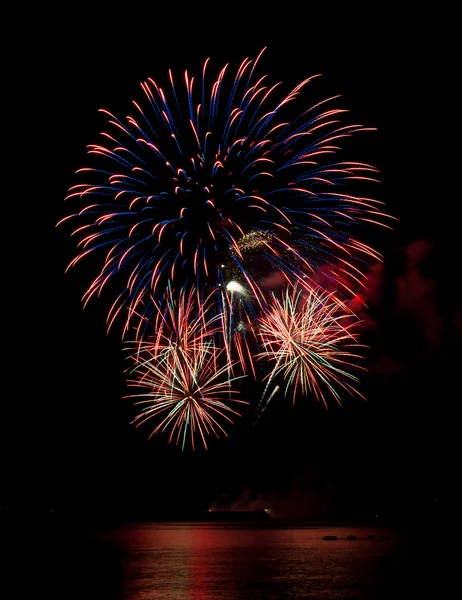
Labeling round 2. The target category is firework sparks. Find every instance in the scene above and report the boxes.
[59,47,394,351]
[254,284,367,423]
[58,47,394,446]
[125,289,247,450]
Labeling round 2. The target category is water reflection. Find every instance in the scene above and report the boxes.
[92,523,404,599]
[6,521,449,599]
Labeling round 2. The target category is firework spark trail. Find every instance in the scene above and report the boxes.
[253,284,367,424]
[133,283,220,363]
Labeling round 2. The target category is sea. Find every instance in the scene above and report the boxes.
[4,519,452,599]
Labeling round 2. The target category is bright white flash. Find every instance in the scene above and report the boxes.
[226,281,247,295]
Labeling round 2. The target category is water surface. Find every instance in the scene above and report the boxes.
[5,521,450,599]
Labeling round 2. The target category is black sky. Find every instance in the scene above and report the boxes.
[5,8,458,524]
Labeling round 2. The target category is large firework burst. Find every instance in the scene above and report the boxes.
[59,47,393,351]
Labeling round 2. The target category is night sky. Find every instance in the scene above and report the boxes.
[6,8,458,526]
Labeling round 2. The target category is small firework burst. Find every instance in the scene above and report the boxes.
[254,284,367,422]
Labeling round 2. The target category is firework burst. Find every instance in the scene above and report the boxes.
[254,284,367,423]
[125,288,247,450]
[58,48,393,355]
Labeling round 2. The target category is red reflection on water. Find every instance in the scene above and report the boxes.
[114,523,402,600]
